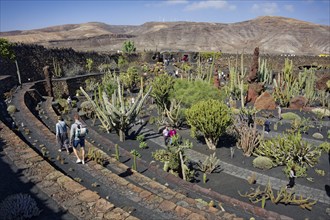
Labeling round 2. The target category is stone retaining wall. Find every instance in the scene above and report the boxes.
[0,75,16,95]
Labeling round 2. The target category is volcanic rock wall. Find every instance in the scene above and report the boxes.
[0,44,119,84]
[0,44,329,87]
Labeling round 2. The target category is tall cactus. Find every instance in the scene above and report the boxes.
[228,52,247,107]
[258,58,272,86]
[81,76,152,142]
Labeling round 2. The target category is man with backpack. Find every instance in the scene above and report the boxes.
[70,113,88,164]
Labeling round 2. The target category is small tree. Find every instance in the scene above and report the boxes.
[122,40,136,54]
[186,99,232,150]
[150,74,174,114]
[119,66,139,92]
[170,79,223,108]
[0,38,21,86]
[118,56,129,70]
[0,38,15,59]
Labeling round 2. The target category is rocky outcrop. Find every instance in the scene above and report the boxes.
[247,47,259,83]
[43,66,53,97]
[289,96,307,109]
[245,83,264,104]
[254,92,276,110]
[316,74,330,91]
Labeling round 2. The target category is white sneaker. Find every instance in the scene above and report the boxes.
[82,160,85,165]
[76,159,82,164]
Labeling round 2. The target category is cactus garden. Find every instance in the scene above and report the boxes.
[0,39,329,219]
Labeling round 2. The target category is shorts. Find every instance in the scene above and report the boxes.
[73,138,85,148]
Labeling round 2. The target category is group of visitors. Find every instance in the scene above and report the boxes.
[162,126,177,146]
[55,113,88,164]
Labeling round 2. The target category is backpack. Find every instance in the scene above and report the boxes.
[75,123,88,138]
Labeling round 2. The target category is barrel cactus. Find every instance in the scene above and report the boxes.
[253,156,273,170]
[0,193,41,220]
[7,105,16,115]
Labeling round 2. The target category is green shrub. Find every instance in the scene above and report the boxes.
[148,116,156,125]
[283,160,307,177]
[152,149,170,162]
[319,142,330,153]
[186,99,232,150]
[281,112,301,121]
[315,169,325,176]
[139,141,148,149]
[253,156,273,170]
[136,134,145,142]
[80,101,94,118]
[71,100,77,108]
[7,105,16,115]
[63,63,84,76]
[170,79,224,108]
[56,99,69,111]
[311,108,330,118]
[273,122,278,131]
[254,133,321,174]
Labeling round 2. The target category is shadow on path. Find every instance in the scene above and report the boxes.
[0,138,75,220]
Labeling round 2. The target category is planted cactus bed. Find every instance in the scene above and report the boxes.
[78,109,330,220]
[254,108,330,141]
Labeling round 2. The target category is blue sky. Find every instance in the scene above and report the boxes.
[0,0,329,32]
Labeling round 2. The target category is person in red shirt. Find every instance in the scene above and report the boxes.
[168,127,177,145]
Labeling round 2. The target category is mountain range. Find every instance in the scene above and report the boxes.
[1,16,329,55]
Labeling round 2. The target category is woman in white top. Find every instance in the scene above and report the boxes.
[286,165,296,188]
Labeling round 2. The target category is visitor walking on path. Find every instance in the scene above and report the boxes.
[286,165,296,188]
[169,127,177,145]
[55,116,70,154]
[162,126,169,146]
[70,114,88,164]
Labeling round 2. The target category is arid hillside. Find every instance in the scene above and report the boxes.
[1,16,329,55]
